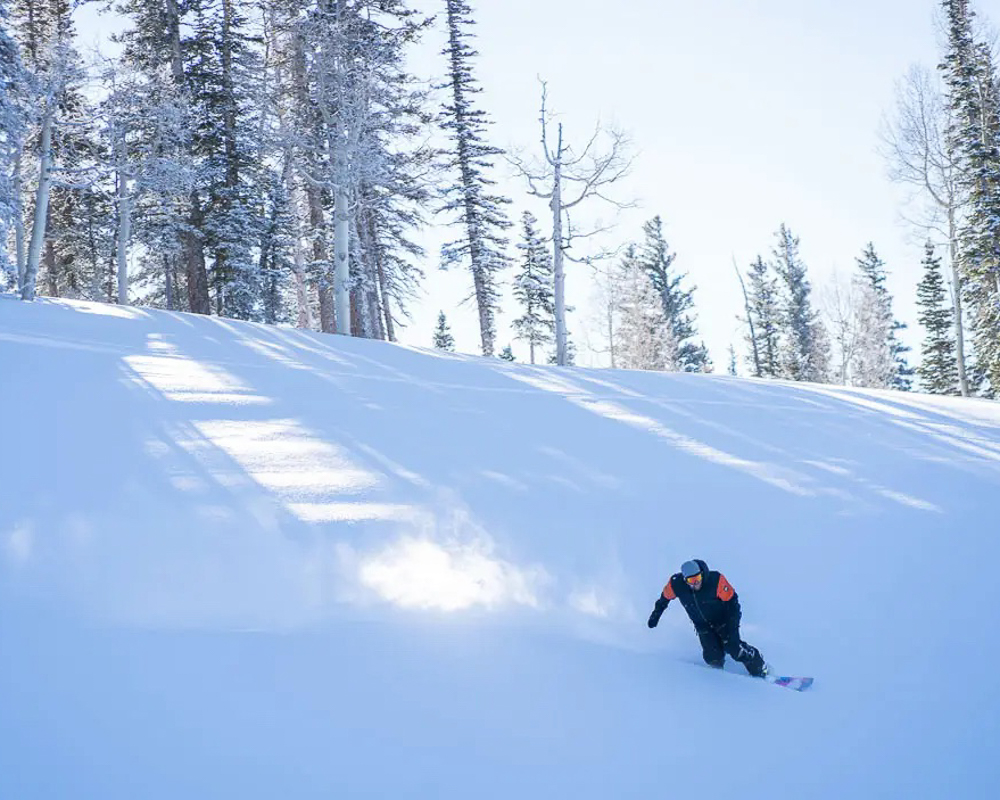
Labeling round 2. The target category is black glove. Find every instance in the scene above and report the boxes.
[647,595,669,629]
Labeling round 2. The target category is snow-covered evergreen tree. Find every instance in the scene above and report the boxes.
[727,344,738,376]
[772,224,829,383]
[546,334,576,366]
[498,345,515,362]
[187,0,264,320]
[439,0,511,356]
[851,279,894,388]
[257,159,295,326]
[745,255,781,378]
[851,243,913,390]
[512,210,554,365]
[637,216,710,372]
[916,241,961,394]
[285,0,433,336]
[346,5,435,339]
[0,0,25,285]
[354,168,430,340]
[12,0,107,302]
[126,75,195,311]
[941,0,1000,393]
[433,311,455,351]
[614,245,677,371]
[111,0,207,312]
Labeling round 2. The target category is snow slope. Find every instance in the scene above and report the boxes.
[2,296,999,799]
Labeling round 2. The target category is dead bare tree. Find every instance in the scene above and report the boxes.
[733,257,760,378]
[508,81,634,366]
[880,64,970,396]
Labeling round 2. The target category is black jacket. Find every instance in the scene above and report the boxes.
[647,559,741,634]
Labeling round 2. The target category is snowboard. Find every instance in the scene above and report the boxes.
[764,673,813,692]
[685,658,813,691]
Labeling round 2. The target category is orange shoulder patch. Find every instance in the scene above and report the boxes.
[663,581,676,600]
[716,574,735,601]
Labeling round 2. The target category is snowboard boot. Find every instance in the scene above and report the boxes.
[737,643,767,677]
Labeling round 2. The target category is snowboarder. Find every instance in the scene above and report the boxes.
[647,558,769,678]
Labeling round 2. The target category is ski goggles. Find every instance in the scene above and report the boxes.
[685,573,703,585]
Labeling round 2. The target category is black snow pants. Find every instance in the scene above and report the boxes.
[698,612,766,677]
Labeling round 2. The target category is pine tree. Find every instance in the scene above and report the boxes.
[772,224,829,382]
[940,0,1000,392]
[350,38,436,341]
[852,242,913,390]
[113,0,206,312]
[257,161,295,325]
[727,344,738,376]
[916,241,961,393]
[546,334,576,366]
[125,73,195,311]
[354,171,430,340]
[498,345,515,362]
[511,210,554,364]
[745,255,781,377]
[614,245,677,371]
[433,310,455,351]
[439,0,511,356]
[851,280,893,388]
[187,0,264,320]
[637,216,711,372]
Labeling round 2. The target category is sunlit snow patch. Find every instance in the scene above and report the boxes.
[568,587,619,618]
[125,354,271,405]
[4,522,33,566]
[359,536,544,612]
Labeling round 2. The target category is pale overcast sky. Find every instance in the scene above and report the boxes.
[75,0,1000,370]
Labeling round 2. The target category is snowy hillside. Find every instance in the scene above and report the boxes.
[2,296,999,799]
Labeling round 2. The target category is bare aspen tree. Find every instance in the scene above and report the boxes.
[21,95,54,301]
[21,41,73,302]
[822,272,861,385]
[0,2,25,290]
[98,59,135,306]
[881,65,970,395]
[509,83,633,366]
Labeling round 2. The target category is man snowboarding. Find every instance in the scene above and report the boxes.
[647,559,769,678]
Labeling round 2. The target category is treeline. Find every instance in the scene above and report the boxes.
[1,0,997,396]
[0,0,505,344]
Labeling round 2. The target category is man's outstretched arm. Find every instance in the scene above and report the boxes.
[647,582,676,628]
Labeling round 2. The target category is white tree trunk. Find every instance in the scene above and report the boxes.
[13,151,25,290]
[22,104,54,302]
[292,185,314,330]
[164,255,176,310]
[334,182,350,335]
[948,207,971,396]
[551,123,566,366]
[606,298,616,369]
[116,172,132,305]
